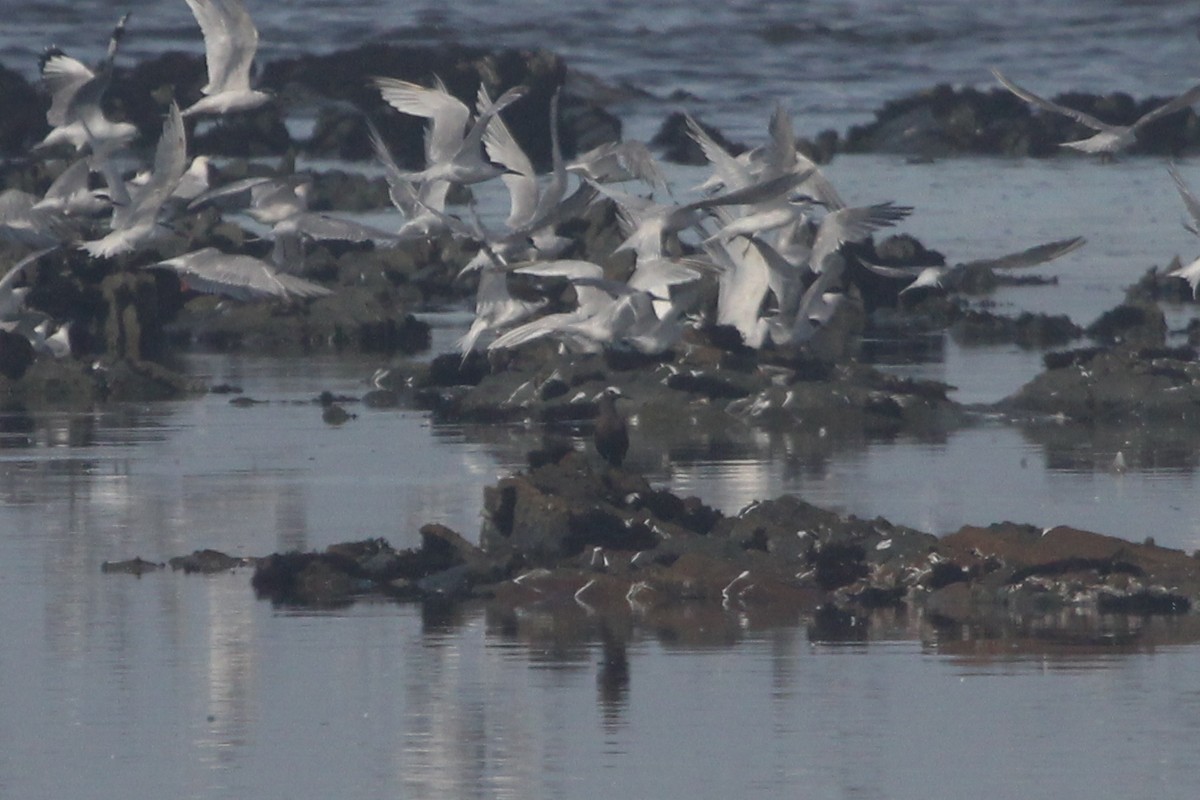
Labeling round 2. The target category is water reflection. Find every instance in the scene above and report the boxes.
[197,576,257,768]
[476,597,1200,677]
[6,354,1200,799]
[1018,418,1200,474]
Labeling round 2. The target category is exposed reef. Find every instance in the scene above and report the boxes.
[120,451,1200,642]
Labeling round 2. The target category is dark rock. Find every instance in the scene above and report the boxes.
[844,82,1200,158]
[321,404,353,425]
[0,64,42,156]
[950,310,1082,348]
[164,283,431,355]
[1086,302,1166,346]
[1001,344,1200,423]
[250,527,502,606]
[0,330,35,380]
[807,603,869,642]
[428,351,489,387]
[651,112,746,165]
[0,358,106,406]
[526,436,575,469]
[98,270,164,361]
[252,551,365,607]
[926,560,970,590]
[233,445,1200,630]
[169,549,245,574]
[811,542,869,590]
[190,106,294,157]
[1097,590,1191,615]
[665,369,755,400]
[101,557,165,575]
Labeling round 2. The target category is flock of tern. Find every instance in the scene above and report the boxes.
[4,0,1200,365]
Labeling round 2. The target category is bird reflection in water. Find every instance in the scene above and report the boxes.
[596,622,630,730]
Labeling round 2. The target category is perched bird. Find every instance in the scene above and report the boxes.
[182,0,271,117]
[991,67,1200,156]
[593,386,629,468]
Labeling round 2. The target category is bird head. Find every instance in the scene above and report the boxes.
[594,385,625,403]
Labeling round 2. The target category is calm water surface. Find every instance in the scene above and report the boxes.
[7,1,1200,797]
[2,349,1200,799]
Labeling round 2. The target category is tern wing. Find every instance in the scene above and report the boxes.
[129,103,187,222]
[1169,163,1200,235]
[186,0,249,94]
[151,247,332,300]
[991,67,1112,132]
[374,77,471,165]
[1132,83,1200,130]
[39,53,94,127]
[279,212,404,243]
[686,113,752,191]
[958,236,1086,271]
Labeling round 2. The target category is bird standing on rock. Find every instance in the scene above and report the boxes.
[593,386,629,468]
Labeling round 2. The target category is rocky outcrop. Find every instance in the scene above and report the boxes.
[843,83,1200,158]
[0,44,623,161]
[233,451,1200,637]
[999,343,1200,423]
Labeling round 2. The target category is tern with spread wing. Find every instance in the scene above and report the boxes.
[146,247,332,301]
[373,76,527,186]
[36,13,136,157]
[992,67,1200,156]
[862,236,1087,296]
[81,102,188,258]
[182,0,271,117]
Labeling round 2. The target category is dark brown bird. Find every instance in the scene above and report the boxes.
[593,386,629,468]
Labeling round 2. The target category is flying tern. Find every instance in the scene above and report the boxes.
[992,67,1200,156]
[181,0,272,117]
[146,247,332,301]
[861,236,1087,296]
[35,13,136,157]
[81,102,188,258]
[373,76,527,186]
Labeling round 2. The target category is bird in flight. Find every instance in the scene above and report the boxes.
[991,67,1200,156]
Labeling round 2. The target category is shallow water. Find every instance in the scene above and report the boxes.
[7,2,1200,797]
[3,351,1200,799]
